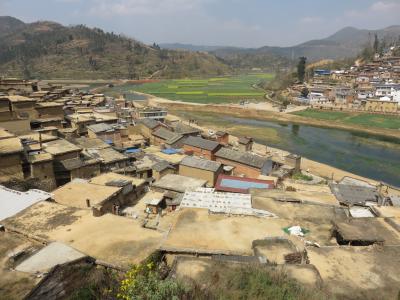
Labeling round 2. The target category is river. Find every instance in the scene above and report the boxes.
[173,111,400,186]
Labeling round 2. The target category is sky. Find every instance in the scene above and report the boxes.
[1,0,400,47]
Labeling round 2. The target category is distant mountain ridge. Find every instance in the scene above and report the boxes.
[161,25,400,62]
[0,16,231,79]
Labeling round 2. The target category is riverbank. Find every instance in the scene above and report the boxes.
[137,92,400,187]
[146,95,400,140]
[166,112,382,186]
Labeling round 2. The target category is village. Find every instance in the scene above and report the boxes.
[290,45,400,113]
[0,77,400,299]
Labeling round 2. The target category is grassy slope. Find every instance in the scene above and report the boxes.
[109,73,273,104]
[293,109,400,130]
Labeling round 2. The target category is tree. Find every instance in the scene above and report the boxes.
[301,87,309,98]
[297,56,307,82]
[373,34,379,54]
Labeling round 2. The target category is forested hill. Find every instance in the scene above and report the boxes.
[0,16,231,80]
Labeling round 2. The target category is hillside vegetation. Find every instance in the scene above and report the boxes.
[0,16,231,80]
[162,25,400,64]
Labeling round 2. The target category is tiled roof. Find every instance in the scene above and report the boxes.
[184,136,220,151]
[215,148,267,169]
[180,156,221,172]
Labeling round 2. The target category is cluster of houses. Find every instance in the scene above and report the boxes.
[292,46,400,113]
[0,77,303,217]
[1,77,400,299]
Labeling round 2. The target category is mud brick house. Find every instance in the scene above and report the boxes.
[89,172,147,206]
[66,113,96,136]
[215,131,229,145]
[152,174,207,198]
[238,136,253,152]
[215,148,272,178]
[152,160,176,180]
[87,123,123,145]
[0,129,24,182]
[34,102,64,119]
[183,136,221,160]
[284,154,301,173]
[59,157,101,183]
[0,78,38,94]
[86,147,130,172]
[151,127,185,149]
[136,119,164,141]
[27,152,56,190]
[52,179,122,216]
[42,139,82,162]
[179,156,223,187]
[42,139,83,185]
[8,96,38,120]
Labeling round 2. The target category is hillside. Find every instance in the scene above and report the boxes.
[0,16,231,80]
[160,44,294,71]
[162,25,400,63]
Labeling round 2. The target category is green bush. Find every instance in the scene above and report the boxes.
[292,172,313,181]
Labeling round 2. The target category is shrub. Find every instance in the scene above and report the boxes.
[117,260,187,300]
[292,172,313,182]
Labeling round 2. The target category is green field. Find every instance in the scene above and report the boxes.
[107,73,274,104]
[293,109,400,130]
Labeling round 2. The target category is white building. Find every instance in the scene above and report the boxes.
[375,84,400,99]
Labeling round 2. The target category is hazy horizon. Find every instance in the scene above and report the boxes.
[1,0,400,47]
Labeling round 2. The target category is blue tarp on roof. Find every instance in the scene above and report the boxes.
[161,148,180,155]
[125,148,141,154]
[105,139,113,145]
[314,69,331,76]
[220,178,271,190]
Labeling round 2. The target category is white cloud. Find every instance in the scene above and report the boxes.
[345,1,400,18]
[88,0,212,17]
[300,16,322,24]
[370,1,400,12]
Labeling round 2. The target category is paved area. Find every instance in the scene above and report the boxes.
[16,242,86,273]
